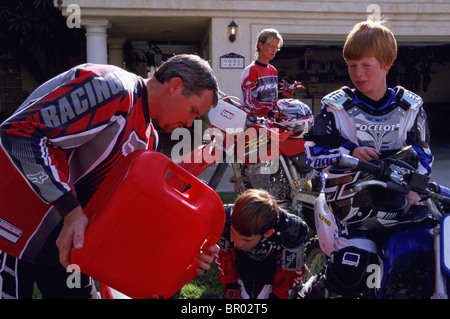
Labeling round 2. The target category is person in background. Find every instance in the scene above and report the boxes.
[241,28,283,118]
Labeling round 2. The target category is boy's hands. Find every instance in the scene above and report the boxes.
[351,146,424,206]
[352,146,381,161]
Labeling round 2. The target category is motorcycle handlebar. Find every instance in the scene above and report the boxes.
[433,183,450,200]
[428,183,450,205]
[278,80,306,93]
[342,154,450,207]
[267,120,290,131]
[246,116,291,132]
[340,154,387,178]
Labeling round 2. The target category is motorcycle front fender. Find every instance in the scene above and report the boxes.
[441,215,450,276]
[314,193,339,257]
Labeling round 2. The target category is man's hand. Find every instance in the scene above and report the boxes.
[56,206,89,269]
[194,244,219,276]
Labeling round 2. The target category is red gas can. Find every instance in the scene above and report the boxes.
[70,150,225,299]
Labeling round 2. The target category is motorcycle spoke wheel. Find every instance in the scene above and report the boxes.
[302,236,328,283]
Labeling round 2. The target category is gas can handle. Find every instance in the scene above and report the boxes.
[164,160,204,195]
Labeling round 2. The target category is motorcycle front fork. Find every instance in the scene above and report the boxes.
[279,155,318,210]
[426,199,448,299]
[430,225,448,299]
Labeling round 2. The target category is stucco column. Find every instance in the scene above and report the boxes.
[82,19,111,64]
[108,37,126,68]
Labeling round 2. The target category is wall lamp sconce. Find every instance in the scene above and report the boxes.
[228,19,238,42]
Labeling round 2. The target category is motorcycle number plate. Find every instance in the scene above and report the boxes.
[441,215,450,275]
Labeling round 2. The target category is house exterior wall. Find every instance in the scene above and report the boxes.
[54,0,450,98]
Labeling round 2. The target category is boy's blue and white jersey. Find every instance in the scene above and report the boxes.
[305,86,433,175]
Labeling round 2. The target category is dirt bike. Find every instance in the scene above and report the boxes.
[177,83,321,229]
[305,146,450,298]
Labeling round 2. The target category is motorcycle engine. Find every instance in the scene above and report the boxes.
[245,162,290,201]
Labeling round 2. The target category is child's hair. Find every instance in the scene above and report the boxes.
[343,17,397,68]
[231,189,279,237]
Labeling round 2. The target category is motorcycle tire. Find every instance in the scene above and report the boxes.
[302,236,328,283]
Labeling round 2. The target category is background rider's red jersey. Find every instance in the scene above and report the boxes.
[240,61,278,116]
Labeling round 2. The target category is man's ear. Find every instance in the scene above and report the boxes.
[263,229,275,238]
[168,77,183,94]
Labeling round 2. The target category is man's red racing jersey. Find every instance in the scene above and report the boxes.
[0,64,158,263]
